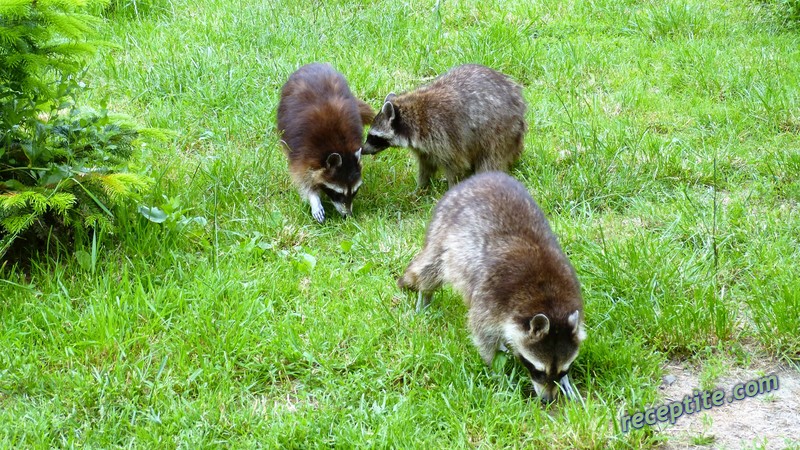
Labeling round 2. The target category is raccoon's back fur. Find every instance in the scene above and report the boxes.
[363,64,526,188]
[277,62,375,222]
[398,172,585,402]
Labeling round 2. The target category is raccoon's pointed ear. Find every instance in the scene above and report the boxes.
[529,314,550,341]
[384,92,396,103]
[381,100,396,123]
[568,310,587,342]
[326,152,342,169]
[355,147,362,162]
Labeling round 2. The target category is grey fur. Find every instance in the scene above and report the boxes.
[398,172,586,402]
[363,64,527,188]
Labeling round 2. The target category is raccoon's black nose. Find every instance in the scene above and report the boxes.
[538,385,560,404]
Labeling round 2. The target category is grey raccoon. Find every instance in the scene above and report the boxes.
[362,64,527,188]
[398,172,586,402]
[277,63,375,222]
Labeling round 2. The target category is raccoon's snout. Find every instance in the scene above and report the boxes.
[361,143,376,155]
[361,142,382,155]
[320,182,358,218]
[532,374,581,404]
[532,381,559,404]
[333,201,352,217]
[532,375,579,403]
[363,134,391,155]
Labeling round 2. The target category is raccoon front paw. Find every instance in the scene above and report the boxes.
[309,194,325,223]
[311,205,325,223]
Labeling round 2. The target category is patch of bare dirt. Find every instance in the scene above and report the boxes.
[658,361,800,450]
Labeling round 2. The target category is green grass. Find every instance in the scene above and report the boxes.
[2,0,799,447]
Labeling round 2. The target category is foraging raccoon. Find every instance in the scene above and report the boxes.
[277,63,375,222]
[398,172,586,402]
[362,64,526,188]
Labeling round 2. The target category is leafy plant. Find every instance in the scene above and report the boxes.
[0,0,153,262]
[139,194,208,236]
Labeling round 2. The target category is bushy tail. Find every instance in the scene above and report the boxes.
[356,99,376,126]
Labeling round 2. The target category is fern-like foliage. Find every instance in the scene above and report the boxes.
[1,0,155,262]
[0,0,107,96]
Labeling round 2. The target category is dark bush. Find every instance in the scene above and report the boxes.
[1,0,153,263]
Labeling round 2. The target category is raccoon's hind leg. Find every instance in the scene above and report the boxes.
[475,156,501,174]
[474,129,525,175]
[482,129,525,174]
[475,149,514,174]
[443,167,462,188]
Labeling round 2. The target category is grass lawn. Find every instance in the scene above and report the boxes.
[1,0,799,447]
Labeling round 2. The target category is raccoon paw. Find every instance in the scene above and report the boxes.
[311,205,325,223]
[309,194,325,223]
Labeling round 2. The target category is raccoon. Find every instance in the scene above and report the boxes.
[362,64,526,189]
[398,172,586,402]
[277,63,375,222]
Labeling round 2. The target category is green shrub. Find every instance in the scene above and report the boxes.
[764,0,800,28]
[1,0,151,262]
[782,0,800,26]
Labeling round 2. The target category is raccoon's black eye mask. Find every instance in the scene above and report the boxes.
[320,185,359,204]
[518,354,570,382]
[518,356,545,382]
[320,186,344,203]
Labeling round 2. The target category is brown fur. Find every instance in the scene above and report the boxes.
[363,64,526,188]
[398,172,585,402]
[277,63,372,222]
[356,99,376,126]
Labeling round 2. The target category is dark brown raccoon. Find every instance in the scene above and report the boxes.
[398,172,585,403]
[363,64,527,188]
[277,63,375,222]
